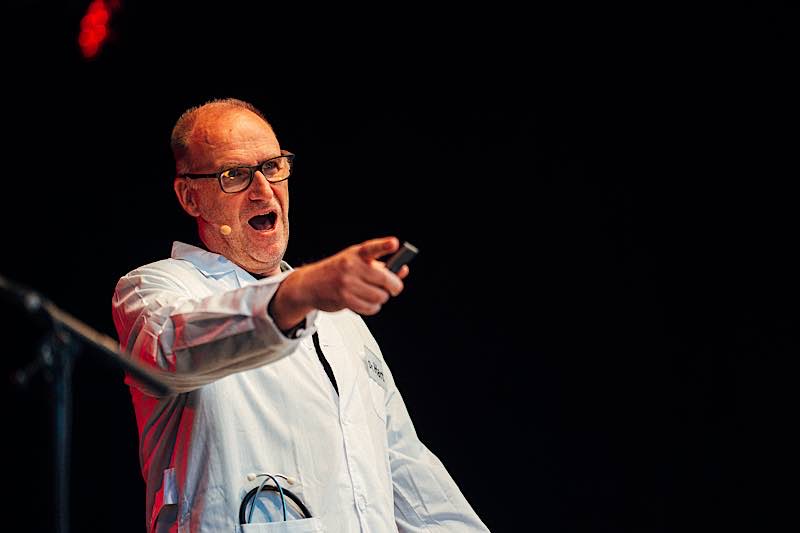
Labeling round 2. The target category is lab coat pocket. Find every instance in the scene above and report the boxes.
[240,517,324,532]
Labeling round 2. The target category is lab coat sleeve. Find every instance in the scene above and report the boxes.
[111,262,315,395]
[378,349,490,530]
[383,366,491,532]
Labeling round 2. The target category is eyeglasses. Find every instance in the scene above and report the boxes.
[182,151,295,193]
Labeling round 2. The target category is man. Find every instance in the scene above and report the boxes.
[112,98,489,532]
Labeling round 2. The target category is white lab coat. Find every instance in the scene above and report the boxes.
[112,242,489,533]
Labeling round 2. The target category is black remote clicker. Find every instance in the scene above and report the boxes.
[385,241,418,273]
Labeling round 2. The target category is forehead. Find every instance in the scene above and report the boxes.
[187,109,279,167]
[191,109,275,147]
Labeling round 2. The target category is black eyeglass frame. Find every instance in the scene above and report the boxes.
[181,150,295,193]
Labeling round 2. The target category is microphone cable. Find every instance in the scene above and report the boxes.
[239,473,312,524]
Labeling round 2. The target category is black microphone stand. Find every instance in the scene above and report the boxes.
[1,273,172,533]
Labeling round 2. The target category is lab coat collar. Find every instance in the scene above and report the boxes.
[170,241,291,282]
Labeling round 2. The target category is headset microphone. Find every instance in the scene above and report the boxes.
[198,214,233,236]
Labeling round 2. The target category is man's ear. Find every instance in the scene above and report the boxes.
[174,177,201,217]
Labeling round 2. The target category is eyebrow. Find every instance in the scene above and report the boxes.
[216,161,257,171]
[215,153,282,172]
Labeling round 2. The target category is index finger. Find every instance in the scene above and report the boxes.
[357,236,400,261]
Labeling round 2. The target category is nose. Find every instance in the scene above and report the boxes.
[247,171,276,201]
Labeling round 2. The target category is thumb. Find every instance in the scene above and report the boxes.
[357,236,399,261]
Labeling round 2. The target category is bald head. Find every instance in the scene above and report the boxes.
[171,98,272,175]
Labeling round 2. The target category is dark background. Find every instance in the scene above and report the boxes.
[1,3,796,532]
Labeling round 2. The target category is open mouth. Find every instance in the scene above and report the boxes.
[248,211,277,231]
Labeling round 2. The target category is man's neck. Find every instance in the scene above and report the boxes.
[191,235,280,279]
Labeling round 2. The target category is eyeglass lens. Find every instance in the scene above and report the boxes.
[220,156,292,192]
